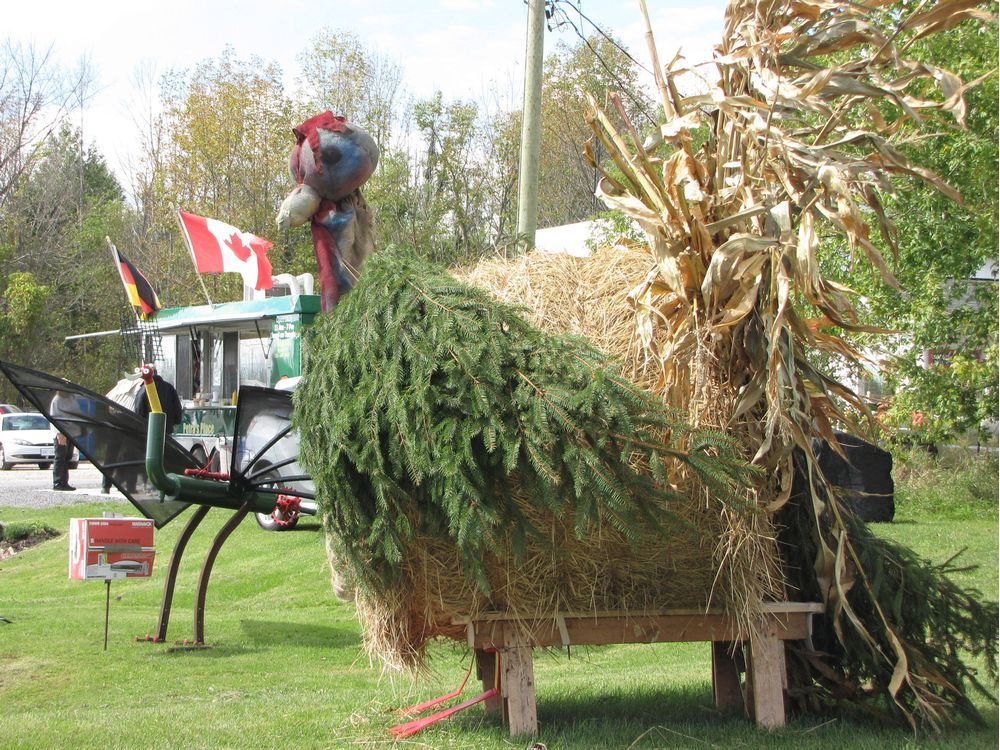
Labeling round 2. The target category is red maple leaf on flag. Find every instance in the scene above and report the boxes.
[225,233,252,261]
[223,231,273,290]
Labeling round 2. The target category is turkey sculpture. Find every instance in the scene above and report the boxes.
[277,112,379,312]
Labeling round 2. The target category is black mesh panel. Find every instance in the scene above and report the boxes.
[230,386,314,501]
[0,361,194,527]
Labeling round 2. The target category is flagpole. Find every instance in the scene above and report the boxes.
[175,207,214,307]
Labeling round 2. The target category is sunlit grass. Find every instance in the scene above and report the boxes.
[0,458,996,749]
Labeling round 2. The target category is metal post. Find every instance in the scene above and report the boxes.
[149,505,211,642]
[104,580,111,651]
[193,503,251,644]
[516,0,546,251]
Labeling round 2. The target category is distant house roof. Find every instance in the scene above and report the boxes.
[972,258,998,281]
[533,221,596,257]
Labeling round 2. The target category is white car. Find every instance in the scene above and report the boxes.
[0,412,78,470]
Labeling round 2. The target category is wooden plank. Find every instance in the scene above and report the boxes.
[762,602,825,614]
[711,641,744,713]
[454,607,720,622]
[501,625,538,737]
[749,633,787,729]
[468,611,811,649]
[453,602,822,625]
[475,649,504,717]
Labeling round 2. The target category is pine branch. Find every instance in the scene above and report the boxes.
[297,248,753,595]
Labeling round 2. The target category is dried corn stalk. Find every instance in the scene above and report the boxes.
[586,0,997,730]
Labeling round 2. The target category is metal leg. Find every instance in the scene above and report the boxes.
[144,505,211,642]
[193,502,250,644]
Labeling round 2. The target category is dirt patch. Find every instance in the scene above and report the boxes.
[0,529,60,561]
[0,655,53,692]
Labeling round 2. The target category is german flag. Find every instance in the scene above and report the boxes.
[111,242,161,318]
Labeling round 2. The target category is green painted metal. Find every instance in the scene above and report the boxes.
[270,313,315,383]
[145,412,277,513]
[151,295,320,333]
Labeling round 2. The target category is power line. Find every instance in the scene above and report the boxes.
[548,0,652,76]
[541,0,659,127]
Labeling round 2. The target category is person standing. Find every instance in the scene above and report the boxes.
[101,376,143,495]
[50,390,75,492]
[136,367,184,435]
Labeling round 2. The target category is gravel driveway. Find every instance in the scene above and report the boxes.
[0,464,129,510]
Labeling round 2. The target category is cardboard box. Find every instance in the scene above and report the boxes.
[69,518,155,581]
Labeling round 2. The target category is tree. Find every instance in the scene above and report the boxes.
[1,40,94,214]
[0,125,131,394]
[829,9,999,442]
[295,28,405,152]
[152,48,298,303]
[537,34,653,228]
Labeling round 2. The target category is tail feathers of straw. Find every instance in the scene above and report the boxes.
[583,0,998,730]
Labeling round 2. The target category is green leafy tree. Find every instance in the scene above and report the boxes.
[830,10,999,443]
[0,125,129,392]
[537,34,653,227]
[154,48,297,303]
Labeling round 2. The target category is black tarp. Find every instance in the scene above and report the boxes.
[816,431,895,522]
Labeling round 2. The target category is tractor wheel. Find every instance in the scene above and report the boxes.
[190,445,208,469]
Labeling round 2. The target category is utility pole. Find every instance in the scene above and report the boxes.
[516,0,546,251]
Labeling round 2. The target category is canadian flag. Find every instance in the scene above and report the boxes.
[177,210,274,291]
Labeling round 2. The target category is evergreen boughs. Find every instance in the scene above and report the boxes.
[781,470,999,730]
[296,249,749,595]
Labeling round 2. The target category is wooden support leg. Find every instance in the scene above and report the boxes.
[749,633,787,729]
[475,648,504,717]
[501,625,538,738]
[711,641,744,713]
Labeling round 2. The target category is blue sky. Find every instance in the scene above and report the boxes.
[6,0,727,182]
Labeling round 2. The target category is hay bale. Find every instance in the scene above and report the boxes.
[456,245,661,390]
[361,489,719,670]
[460,246,784,638]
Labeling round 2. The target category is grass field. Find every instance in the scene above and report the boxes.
[0,451,996,749]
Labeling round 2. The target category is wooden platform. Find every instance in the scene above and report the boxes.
[454,602,824,737]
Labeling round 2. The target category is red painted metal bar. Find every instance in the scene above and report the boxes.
[388,651,501,738]
[395,661,474,717]
[389,688,500,739]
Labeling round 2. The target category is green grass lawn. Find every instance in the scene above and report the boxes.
[1,456,997,750]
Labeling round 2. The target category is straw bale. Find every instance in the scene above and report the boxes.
[350,481,719,671]
[461,245,784,625]
[456,245,662,390]
[330,245,782,668]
